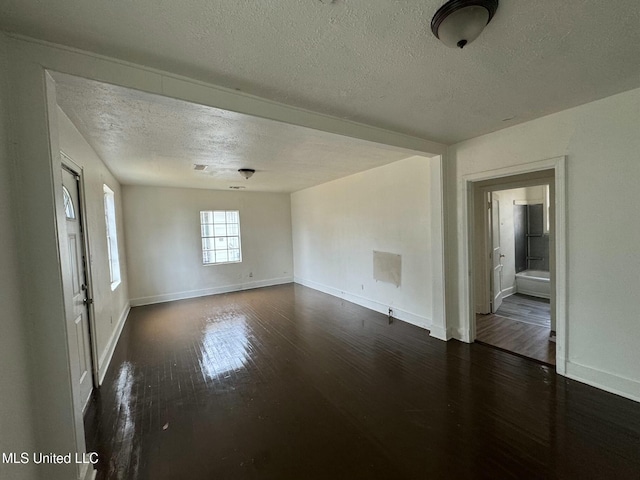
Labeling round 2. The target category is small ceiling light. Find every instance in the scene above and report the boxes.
[238,168,255,179]
[431,0,499,49]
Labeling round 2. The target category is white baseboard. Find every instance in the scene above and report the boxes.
[556,355,566,375]
[501,285,516,297]
[98,302,130,385]
[429,325,450,341]
[294,277,431,330]
[130,277,293,307]
[451,327,470,343]
[565,361,640,403]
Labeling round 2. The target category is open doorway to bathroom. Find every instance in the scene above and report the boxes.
[473,172,556,365]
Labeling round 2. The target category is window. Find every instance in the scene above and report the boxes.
[62,186,76,219]
[103,185,121,289]
[200,210,242,265]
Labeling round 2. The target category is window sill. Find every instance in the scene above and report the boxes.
[203,260,242,267]
[110,280,121,291]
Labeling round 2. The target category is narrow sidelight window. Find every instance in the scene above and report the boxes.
[200,210,242,265]
[103,185,121,289]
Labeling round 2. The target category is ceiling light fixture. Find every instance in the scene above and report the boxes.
[431,0,499,49]
[238,168,255,179]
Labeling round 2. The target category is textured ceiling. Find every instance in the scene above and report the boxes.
[54,73,419,192]
[1,0,639,144]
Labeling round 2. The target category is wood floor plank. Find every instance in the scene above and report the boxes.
[496,293,551,327]
[476,313,555,365]
[84,284,639,479]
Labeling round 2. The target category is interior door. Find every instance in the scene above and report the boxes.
[490,192,504,313]
[61,167,94,411]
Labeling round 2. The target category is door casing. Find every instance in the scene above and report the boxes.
[460,156,567,374]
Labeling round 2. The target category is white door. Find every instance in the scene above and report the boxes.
[490,192,504,313]
[61,167,94,411]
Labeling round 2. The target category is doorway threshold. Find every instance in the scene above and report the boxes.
[475,313,556,366]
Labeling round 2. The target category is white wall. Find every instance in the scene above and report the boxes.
[123,186,294,305]
[447,88,640,401]
[292,155,433,328]
[56,107,131,381]
[0,33,38,480]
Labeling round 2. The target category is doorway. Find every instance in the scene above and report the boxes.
[475,184,555,364]
[60,159,97,412]
[461,156,567,373]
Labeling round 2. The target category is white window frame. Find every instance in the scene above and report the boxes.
[200,210,242,265]
[103,185,121,290]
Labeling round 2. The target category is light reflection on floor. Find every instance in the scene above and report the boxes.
[111,361,140,478]
[198,313,249,381]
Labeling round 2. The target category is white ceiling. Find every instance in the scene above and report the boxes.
[1,1,638,145]
[54,73,420,192]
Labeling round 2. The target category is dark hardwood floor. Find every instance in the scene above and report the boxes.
[85,284,640,479]
[477,294,554,365]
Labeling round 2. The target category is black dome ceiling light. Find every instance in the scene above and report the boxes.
[238,168,255,179]
[431,0,499,49]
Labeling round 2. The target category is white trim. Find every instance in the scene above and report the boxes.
[458,156,567,375]
[428,325,451,341]
[295,277,431,330]
[554,159,567,374]
[98,302,130,385]
[501,285,516,297]
[431,325,468,342]
[566,361,640,403]
[451,327,469,343]
[130,277,294,307]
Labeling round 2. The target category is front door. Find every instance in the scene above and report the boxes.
[61,166,94,411]
[490,192,504,313]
